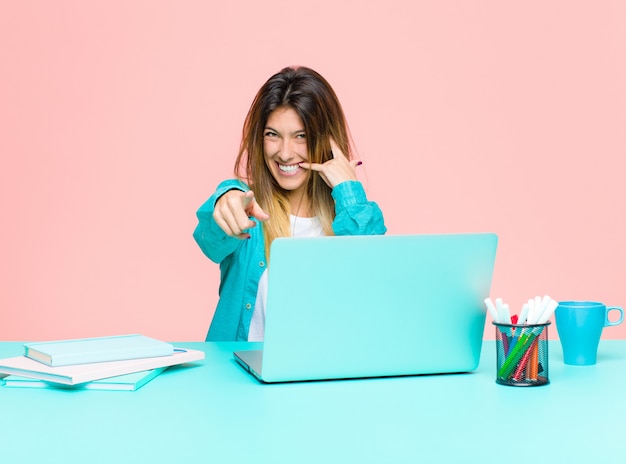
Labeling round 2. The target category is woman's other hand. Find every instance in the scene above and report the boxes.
[299,137,361,188]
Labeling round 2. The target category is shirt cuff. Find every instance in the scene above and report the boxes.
[331,180,367,206]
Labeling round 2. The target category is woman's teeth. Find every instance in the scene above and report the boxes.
[278,164,299,173]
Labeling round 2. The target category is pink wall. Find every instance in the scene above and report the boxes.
[1,1,624,342]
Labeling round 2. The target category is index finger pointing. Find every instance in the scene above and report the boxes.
[329,137,348,161]
[299,161,322,171]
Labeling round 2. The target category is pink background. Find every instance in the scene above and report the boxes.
[1,1,624,342]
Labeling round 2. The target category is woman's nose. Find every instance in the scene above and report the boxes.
[278,139,296,160]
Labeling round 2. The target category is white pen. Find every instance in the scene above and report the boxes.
[526,299,536,324]
[534,295,551,323]
[502,303,512,324]
[518,303,530,325]
[484,298,499,323]
[496,298,506,323]
[538,298,559,324]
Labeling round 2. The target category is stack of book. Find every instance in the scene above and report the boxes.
[0,334,205,391]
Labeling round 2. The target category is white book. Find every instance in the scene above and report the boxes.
[24,334,174,367]
[0,348,204,385]
[2,367,167,391]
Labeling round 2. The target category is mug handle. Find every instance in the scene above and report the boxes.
[605,306,624,327]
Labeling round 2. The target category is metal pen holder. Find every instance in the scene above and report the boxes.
[494,322,550,386]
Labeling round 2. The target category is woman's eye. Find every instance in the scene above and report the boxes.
[264,131,277,138]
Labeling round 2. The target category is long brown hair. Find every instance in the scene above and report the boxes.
[234,66,353,259]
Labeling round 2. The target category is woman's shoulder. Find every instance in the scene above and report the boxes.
[215,178,250,192]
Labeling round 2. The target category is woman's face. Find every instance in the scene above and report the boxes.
[263,107,309,196]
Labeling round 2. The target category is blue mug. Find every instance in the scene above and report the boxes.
[555,301,624,365]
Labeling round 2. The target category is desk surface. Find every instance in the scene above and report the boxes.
[1,340,624,463]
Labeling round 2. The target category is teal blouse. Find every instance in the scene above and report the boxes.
[193,179,387,341]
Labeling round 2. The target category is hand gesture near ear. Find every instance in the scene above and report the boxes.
[299,137,361,188]
[213,190,270,239]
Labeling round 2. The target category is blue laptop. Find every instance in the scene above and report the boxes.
[234,233,498,383]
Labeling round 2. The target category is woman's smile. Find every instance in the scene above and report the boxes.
[277,162,302,175]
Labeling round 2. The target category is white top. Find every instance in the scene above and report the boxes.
[247,215,324,341]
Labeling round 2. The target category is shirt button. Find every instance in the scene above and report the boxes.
[245,303,252,310]
[259,261,265,267]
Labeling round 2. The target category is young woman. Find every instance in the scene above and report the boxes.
[193,66,386,341]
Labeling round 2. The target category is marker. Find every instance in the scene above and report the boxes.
[495,298,504,322]
[518,303,530,325]
[528,339,539,380]
[484,298,499,323]
[502,304,511,325]
[495,299,511,325]
[501,332,510,356]
[526,299,536,324]
[538,298,558,324]
[532,295,550,323]
[532,296,542,322]
[507,332,519,356]
[509,314,519,340]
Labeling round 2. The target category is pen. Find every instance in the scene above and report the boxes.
[501,331,510,357]
[496,299,511,325]
[518,303,530,325]
[484,298,499,323]
[537,299,558,324]
[526,299,536,324]
[528,339,539,380]
[530,296,544,323]
[531,295,549,323]
[507,332,519,357]
[503,304,511,324]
